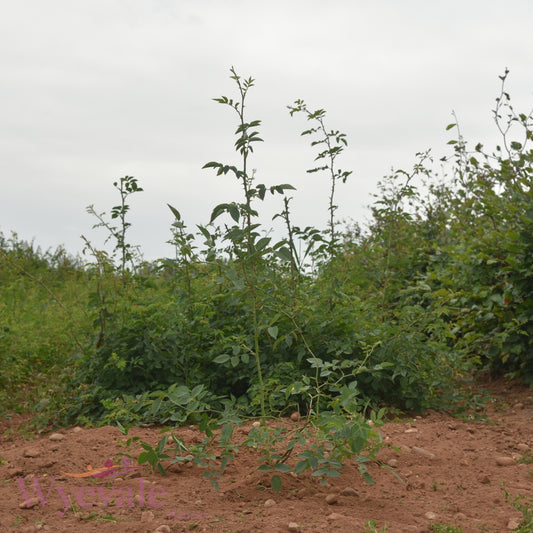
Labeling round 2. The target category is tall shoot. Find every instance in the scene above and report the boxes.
[86,175,143,277]
[203,68,295,423]
[203,67,267,420]
[288,101,352,258]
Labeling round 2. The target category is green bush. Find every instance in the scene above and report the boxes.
[3,69,533,430]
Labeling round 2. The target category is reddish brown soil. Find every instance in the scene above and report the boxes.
[1,379,532,533]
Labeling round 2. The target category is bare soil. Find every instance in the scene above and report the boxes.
[1,378,532,533]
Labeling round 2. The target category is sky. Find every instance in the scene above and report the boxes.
[1,0,532,262]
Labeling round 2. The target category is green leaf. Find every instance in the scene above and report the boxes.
[202,161,222,170]
[446,123,456,131]
[228,203,240,222]
[274,463,292,473]
[270,474,282,493]
[150,396,163,416]
[190,384,204,398]
[255,237,270,251]
[210,203,229,223]
[362,471,375,485]
[267,326,279,339]
[214,354,230,364]
[256,183,266,200]
[167,203,181,221]
[275,246,293,262]
[271,183,297,194]
[294,460,309,474]
[197,224,212,241]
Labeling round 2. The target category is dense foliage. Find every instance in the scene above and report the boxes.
[1,69,531,433]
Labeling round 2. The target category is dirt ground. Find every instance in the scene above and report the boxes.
[1,378,532,533]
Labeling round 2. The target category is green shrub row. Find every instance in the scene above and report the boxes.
[1,69,531,431]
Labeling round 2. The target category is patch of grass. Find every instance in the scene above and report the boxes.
[86,512,119,522]
[517,452,533,465]
[430,524,463,532]
[505,491,533,532]
[364,519,388,532]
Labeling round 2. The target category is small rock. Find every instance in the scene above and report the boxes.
[412,446,436,460]
[252,421,261,428]
[48,432,65,441]
[387,458,398,468]
[141,510,155,522]
[8,467,24,477]
[496,456,515,466]
[287,522,301,532]
[425,511,437,520]
[507,518,521,529]
[167,462,182,473]
[72,426,83,433]
[517,443,529,453]
[454,512,467,521]
[513,402,524,410]
[325,493,338,505]
[38,460,56,468]
[326,512,344,520]
[264,499,276,507]
[340,487,358,496]
[133,495,145,507]
[154,526,171,533]
[290,411,300,422]
[23,448,40,458]
[404,428,418,433]
[19,497,41,509]
[478,474,491,484]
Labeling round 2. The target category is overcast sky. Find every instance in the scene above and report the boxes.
[1,1,532,262]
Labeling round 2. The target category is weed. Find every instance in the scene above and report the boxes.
[86,175,143,277]
[430,524,463,532]
[86,511,119,522]
[518,452,533,465]
[364,519,388,532]
[504,488,533,532]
